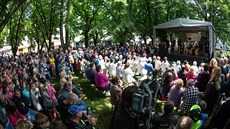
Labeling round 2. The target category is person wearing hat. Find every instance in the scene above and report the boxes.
[66,105,98,129]
[189,105,207,129]
[57,93,79,124]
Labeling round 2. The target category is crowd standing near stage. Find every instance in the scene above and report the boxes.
[0,44,230,129]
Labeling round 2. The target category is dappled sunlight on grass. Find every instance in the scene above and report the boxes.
[72,76,112,129]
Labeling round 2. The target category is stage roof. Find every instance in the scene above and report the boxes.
[154,18,214,31]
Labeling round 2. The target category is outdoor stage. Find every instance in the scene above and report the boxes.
[158,52,209,64]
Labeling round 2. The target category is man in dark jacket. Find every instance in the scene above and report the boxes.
[12,87,29,115]
[85,62,97,84]
[111,86,139,129]
[57,93,79,124]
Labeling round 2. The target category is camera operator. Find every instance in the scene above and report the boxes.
[111,86,139,129]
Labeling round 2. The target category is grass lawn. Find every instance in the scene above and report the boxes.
[51,72,168,129]
[52,74,112,129]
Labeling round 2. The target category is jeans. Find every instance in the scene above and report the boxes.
[5,119,14,129]
[25,108,37,122]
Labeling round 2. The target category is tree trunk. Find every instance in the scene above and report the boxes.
[65,0,70,49]
[93,31,98,46]
[60,0,65,48]
[84,31,89,48]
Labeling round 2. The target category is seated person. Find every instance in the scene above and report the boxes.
[15,119,33,129]
[66,105,98,129]
[57,82,83,103]
[85,62,97,84]
[57,82,73,103]
[168,79,184,108]
[110,77,122,107]
[33,113,50,129]
[152,101,179,129]
[49,121,67,129]
[189,105,207,129]
[57,93,79,124]
[175,116,193,129]
[95,65,110,91]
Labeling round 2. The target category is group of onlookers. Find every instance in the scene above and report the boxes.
[0,44,230,129]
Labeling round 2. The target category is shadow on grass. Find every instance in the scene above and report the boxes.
[73,76,112,129]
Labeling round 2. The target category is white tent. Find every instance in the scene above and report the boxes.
[153,18,216,58]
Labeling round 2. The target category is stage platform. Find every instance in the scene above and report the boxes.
[158,52,209,64]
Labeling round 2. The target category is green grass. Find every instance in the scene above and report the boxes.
[73,76,112,129]
[52,74,112,129]
[50,74,169,129]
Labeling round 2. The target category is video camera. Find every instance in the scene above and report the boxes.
[130,78,161,129]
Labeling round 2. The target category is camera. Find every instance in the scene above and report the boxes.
[130,78,161,129]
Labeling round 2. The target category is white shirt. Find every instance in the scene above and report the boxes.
[161,61,170,73]
[109,63,116,76]
[122,67,135,84]
[155,60,162,70]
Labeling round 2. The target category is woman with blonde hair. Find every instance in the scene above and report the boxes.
[59,69,67,92]
[186,66,197,81]
[15,119,33,129]
[208,58,221,89]
[168,79,184,108]
[203,58,221,115]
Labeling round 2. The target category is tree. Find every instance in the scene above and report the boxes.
[102,0,135,46]
[0,0,27,33]
[72,0,104,48]
[189,0,230,45]
[6,4,27,56]
[27,0,59,52]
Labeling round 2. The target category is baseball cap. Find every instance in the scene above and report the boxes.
[68,105,81,116]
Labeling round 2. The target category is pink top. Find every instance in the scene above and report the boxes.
[8,109,25,126]
[95,72,109,88]
[47,86,57,99]
[186,72,197,80]
[171,76,179,86]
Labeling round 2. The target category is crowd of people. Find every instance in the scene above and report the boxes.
[0,44,229,129]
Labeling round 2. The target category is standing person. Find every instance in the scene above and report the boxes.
[116,61,123,78]
[109,59,116,77]
[95,65,110,91]
[161,57,170,73]
[155,56,161,74]
[204,58,221,115]
[49,54,56,76]
[181,79,199,115]
[196,63,210,92]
